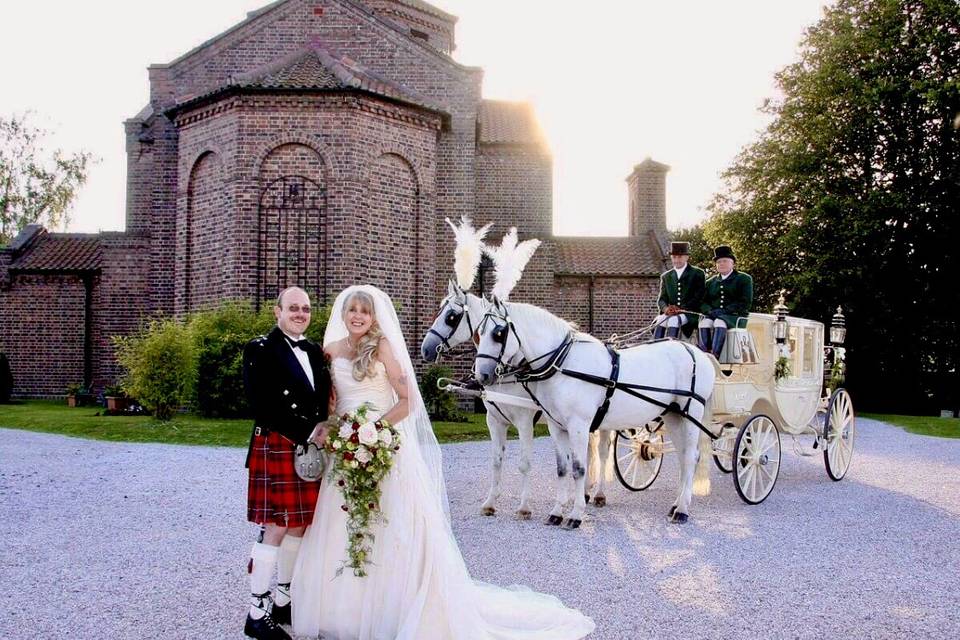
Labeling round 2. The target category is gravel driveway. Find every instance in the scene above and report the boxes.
[1,418,957,639]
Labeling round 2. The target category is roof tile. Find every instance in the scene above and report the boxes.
[10,233,102,272]
[478,100,547,146]
[554,236,665,277]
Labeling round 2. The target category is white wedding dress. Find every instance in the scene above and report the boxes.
[291,357,594,640]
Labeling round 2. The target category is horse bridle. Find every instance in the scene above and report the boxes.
[476,304,525,378]
[426,293,476,357]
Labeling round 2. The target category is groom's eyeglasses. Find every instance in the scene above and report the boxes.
[286,304,311,314]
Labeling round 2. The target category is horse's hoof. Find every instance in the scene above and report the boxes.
[516,509,532,520]
[584,494,591,504]
[593,495,607,508]
[544,514,563,526]
[668,505,677,518]
[561,518,582,530]
[481,506,496,517]
[669,511,689,524]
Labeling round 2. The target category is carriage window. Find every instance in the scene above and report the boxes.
[787,326,801,376]
[802,328,816,376]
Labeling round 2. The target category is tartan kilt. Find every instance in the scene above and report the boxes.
[247,430,320,527]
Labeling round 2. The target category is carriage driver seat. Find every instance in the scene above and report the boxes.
[718,319,759,365]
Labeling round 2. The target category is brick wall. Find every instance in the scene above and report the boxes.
[92,234,152,388]
[0,274,88,397]
[627,162,668,237]
[363,0,456,54]
[554,276,660,340]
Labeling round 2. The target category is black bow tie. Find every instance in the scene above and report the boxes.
[287,339,310,350]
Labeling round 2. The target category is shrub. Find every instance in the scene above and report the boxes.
[419,364,466,422]
[187,300,331,418]
[114,318,198,421]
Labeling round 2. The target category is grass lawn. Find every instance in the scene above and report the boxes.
[861,412,960,439]
[0,400,548,447]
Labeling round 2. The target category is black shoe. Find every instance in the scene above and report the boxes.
[272,601,291,626]
[244,612,292,640]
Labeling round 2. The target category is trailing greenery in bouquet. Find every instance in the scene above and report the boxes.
[323,402,402,577]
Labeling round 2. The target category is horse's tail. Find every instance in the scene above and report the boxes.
[693,392,714,496]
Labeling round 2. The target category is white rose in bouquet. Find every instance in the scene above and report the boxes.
[355,446,373,465]
[338,423,354,440]
[358,422,379,446]
[378,428,393,447]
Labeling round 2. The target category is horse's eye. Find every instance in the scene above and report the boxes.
[445,311,461,327]
[492,325,507,344]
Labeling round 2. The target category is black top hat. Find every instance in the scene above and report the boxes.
[669,241,689,256]
[713,245,736,261]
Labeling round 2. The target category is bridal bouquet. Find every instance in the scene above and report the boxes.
[323,402,402,577]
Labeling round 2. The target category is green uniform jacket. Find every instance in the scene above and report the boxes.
[701,270,753,327]
[657,266,706,315]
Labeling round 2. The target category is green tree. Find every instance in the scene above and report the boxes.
[0,113,95,245]
[673,224,714,273]
[703,0,960,412]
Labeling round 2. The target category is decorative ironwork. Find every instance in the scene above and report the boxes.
[257,175,327,308]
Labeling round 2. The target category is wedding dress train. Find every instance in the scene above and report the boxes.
[291,358,594,640]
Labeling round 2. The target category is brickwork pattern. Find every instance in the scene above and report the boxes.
[0,274,88,397]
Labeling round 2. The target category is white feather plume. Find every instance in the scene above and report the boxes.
[446,217,492,291]
[486,227,541,301]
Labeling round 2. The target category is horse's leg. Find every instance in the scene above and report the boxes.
[594,430,614,508]
[668,416,700,524]
[562,424,591,530]
[586,431,599,504]
[480,409,509,517]
[515,411,535,520]
[545,421,571,526]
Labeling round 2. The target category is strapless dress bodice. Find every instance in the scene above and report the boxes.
[331,358,395,418]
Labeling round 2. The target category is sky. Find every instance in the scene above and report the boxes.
[0,0,830,237]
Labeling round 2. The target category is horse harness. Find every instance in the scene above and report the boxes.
[479,305,715,439]
[431,295,542,426]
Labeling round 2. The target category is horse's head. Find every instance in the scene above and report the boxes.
[420,280,475,363]
[474,297,524,385]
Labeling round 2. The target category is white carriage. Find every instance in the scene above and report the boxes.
[615,303,855,504]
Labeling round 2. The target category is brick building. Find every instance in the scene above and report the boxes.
[0,0,670,398]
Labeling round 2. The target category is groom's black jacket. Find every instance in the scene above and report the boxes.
[242,326,332,467]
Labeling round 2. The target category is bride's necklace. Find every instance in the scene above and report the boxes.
[346,336,359,357]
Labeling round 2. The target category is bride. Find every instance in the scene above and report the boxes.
[291,285,594,640]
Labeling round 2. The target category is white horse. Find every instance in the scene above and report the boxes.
[474,298,715,529]
[420,282,615,518]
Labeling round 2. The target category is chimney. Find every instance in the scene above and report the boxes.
[626,157,669,236]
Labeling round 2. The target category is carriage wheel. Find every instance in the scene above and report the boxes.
[733,415,781,505]
[614,428,664,491]
[823,388,855,481]
[713,427,735,474]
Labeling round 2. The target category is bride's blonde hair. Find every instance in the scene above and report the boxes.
[344,291,384,381]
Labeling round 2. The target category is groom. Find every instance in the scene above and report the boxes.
[242,286,332,640]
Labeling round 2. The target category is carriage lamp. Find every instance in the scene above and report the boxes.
[830,306,846,345]
[774,291,789,344]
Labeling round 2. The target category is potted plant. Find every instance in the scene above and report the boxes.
[66,383,83,407]
[103,384,128,411]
